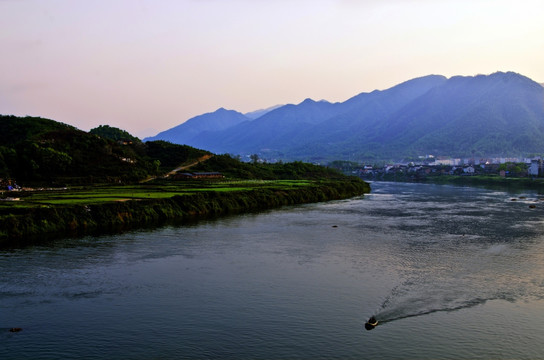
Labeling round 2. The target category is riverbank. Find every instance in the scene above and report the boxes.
[418,174,544,190]
[0,178,369,247]
[367,173,544,190]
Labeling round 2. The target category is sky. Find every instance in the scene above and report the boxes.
[1,0,544,138]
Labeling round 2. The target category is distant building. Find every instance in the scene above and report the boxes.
[434,157,453,166]
[193,172,224,179]
[173,172,195,179]
[528,159,542,176]
[172,172,224,180]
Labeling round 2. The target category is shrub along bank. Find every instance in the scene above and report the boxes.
[0,179,369,247]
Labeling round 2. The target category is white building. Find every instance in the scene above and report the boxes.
[529,159,541,176]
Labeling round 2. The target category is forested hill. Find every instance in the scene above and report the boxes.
[0,115,209,184]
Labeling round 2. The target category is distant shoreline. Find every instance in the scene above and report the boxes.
[365,174,544,191]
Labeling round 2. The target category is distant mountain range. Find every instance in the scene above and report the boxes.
[145,72,544,162]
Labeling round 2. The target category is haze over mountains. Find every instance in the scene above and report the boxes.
[145,72,544,162]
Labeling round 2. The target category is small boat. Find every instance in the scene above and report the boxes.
[364,316,378,330]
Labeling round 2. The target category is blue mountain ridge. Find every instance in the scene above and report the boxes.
[143,107,251,144]
[147,72,544,161]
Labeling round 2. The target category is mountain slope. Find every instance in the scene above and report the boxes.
[384,72,544,157]
[189,98,345,154]
[144,108,250,144]
[287,72,544,160]
[289,75,448,149]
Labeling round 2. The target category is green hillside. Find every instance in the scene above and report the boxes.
[0,115,210,184]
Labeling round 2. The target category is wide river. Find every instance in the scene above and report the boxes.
[2,182,544,359]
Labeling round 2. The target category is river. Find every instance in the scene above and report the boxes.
[2,182,544,359]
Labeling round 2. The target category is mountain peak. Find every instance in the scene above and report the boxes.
[490,71,541,87]
[300,98,316,105]
[143,107,249,143]
[448,71,543,92]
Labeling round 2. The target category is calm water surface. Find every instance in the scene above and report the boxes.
[2,182,544,359]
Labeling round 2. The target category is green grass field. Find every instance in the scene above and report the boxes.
[0,179,322,207]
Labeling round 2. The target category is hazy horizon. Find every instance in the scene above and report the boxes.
[2,0,543,138]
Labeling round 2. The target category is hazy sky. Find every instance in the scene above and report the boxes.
[2,0,543,138]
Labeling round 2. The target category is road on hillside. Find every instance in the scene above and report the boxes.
[140,154,214,183]
[164,154,214,177]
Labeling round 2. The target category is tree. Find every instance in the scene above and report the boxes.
[153,160,161,174]
[250,154,260,164]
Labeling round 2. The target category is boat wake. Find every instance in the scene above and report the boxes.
[366,281,519,329]
[365,241,544,329]
[376,296,490,324]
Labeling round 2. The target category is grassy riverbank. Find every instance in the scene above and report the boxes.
[0,178,369,247]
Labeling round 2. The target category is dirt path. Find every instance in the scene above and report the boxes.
[140,154,214,183]
[164,154,214,177]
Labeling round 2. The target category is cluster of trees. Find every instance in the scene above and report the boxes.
[497,162,527,175]
[89,125,140,143]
